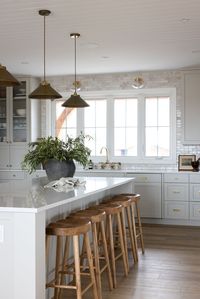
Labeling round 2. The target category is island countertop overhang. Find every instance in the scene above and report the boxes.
[0,176,135,213]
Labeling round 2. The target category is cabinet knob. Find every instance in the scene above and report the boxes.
[173,208,181,212]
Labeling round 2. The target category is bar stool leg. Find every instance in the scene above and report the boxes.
[126,205,138,263]
[54,236,62,299]
[73,235,82,299]
[58,236,70,299]
[130,204,139,262]
[84,233,99,299]
[92,222,102,299]
[135,202,145,254]
[108,214,117,288]
[116,213,128,277]
[120,207,129,272]
[100,220,113,290]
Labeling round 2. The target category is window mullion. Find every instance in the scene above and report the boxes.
[138,95,145,160]
[107,96,114,160]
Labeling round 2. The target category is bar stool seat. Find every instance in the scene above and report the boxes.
[46,218,98,299]
[89,202,128,288]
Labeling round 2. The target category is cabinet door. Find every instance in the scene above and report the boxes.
[12,81,27,143]
[0,145,10,169]
[134,183,162,218]
[0,86,8,143]
[9,145,27,169]
[183,72,200,144]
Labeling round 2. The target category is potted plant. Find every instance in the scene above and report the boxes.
[22,133,91,180]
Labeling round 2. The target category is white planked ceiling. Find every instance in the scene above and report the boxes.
[0,0,200,76]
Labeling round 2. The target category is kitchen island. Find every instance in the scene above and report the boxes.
[0,176,134,299]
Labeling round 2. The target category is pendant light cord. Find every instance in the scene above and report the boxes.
[43,14,46,82]
[74,35,77,94]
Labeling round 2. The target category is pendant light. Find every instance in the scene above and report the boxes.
[29,10,62,100]
[62,33,89,108]
[0,64,20,86]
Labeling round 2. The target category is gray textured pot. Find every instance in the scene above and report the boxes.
[43,159,76,181]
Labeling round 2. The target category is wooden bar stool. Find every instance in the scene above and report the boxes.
[120,193,145,255]
[108,195,138,265]
[46,218,98,299]
[69,209,113,299]
[90,202,128,288]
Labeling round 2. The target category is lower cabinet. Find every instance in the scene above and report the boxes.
[163,173,189,220]
[189,173,200,221]
[0,144,27,170]
[126,173,162,218]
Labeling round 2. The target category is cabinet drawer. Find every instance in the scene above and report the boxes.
[126,173,161,183]
[163,173,189,183]
[164,202,189,219]
[164,184,188,201]
[0,171,25,180]
[189,173,200,183]
[190,184,200,201]
[190,203,200,220]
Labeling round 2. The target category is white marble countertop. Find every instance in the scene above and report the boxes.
[0,176,134,213]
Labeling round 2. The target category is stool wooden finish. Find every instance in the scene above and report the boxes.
[108,195,138,264]
[69,209,113,299]
[91,202,128,288]
[46,218,98,299]
[120,193,145,255]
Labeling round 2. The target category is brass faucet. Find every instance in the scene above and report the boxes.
[100,146,109,163]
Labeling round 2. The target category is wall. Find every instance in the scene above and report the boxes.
[41,69,200,168]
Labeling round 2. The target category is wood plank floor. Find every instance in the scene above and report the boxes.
[62,224,200,299]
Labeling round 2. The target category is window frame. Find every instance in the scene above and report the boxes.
[52,88,176,165]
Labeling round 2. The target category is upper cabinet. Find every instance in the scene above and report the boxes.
[0,77,41,170]
[0,77,40,145]
[183,71,200,144]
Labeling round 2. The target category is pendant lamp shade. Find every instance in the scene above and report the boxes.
[62,33,89,108]
[29,81,62,99]
[29,10,62,100]
[0,64,20,86]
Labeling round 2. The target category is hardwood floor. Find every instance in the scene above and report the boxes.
[62,224,200,299]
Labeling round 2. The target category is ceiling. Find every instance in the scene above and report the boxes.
[1,0,200,77]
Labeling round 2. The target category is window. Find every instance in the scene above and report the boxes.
[114,98,138,156]
[55,100,77,139]
[84,100,107,156]
[53,88,176,164]
[145,97,170,157]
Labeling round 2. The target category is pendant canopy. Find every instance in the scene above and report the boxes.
[0,64,20,86]
[62,33,88,108]
[29,10,62,100]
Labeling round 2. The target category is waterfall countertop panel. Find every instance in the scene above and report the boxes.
[0,176,134,213]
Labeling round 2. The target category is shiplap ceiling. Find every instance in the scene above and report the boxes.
[0,0,200,77]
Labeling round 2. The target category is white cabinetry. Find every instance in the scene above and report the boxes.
[0,77,40,170]
[183,71,200,144]
[190,174,200,220]
[163,173,189,219]
[126,173,162,218]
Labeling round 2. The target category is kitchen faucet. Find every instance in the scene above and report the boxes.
[100,146,109,163]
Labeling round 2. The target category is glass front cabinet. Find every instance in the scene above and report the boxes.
[0,81,28,144]
[0,77,40,169]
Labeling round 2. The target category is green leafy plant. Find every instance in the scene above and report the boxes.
[22,133,91,174]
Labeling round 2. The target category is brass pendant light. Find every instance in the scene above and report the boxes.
[62,33,89,108]
[0,64,20,86]
[29,10,62,100]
